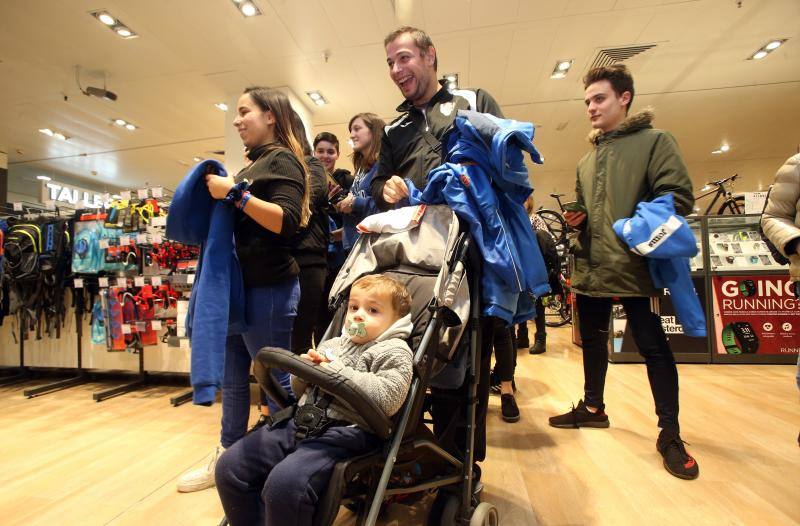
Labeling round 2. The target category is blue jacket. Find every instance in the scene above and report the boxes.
[342,163,380,251]
[613,194,706,337]
[166,160,246,405]
[409,110,550,324]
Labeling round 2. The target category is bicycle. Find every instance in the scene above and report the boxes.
[543,269,572,327]
[535,193,570,248]
[693,174,744,215]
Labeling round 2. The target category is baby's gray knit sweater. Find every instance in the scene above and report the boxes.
[291,314,413,431]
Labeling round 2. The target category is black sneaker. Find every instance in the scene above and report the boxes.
[657,429,699,480]
[501,394,520,423]
[529,335,546,354]
[246,413,272,435]
[548,400,610,428]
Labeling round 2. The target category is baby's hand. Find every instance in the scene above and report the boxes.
[302,349,330,364]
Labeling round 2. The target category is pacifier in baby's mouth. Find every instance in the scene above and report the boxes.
[347,321,367,338]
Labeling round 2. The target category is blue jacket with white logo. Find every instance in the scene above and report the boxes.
[167,160,246,405]
[613,194,706,337]
[342,163,380,251]
[408,110,550,324]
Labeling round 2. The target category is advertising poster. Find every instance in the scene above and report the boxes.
[711,275,800,356]
[610,277,709,356]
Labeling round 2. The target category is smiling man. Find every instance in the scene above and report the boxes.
[550,64,700,481]
[370,26,503,211]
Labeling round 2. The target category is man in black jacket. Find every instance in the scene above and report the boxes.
[370,26,509,464]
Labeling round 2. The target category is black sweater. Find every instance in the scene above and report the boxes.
[233,143,306,287]
[290,155,329,268]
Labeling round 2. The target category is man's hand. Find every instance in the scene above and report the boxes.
[335,195,355,215]
[564,211,586,228]
[382,175,409,204]
[300,349,330,364]
[205,173,235,200]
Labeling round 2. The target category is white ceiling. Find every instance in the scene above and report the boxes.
[1,0,799,201]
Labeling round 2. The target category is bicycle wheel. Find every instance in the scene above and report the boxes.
[717,195,745,215]
[543,291,572,327]
[535,209,568,247]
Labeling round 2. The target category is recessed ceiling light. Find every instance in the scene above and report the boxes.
[116,26,133,38]
[39,128,69,140]
[125,123,136,130]
[214,102,228,111]
[550,59,573,79]
[114,118,127,126]
[193,156,203,162]
[752,50,768,60]
[556,60,572,71]
[306,91,328,106]
[748,38,788,60]
[53,132,66,141]
[39,128,54,136]
[97,12,116,25]
[233,0,261,17]
[720,143,730,152]
[711,149,723,154]
[765,40,783,50]
[36,175,52,181]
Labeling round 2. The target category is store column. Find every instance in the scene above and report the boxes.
[0,150,7,205]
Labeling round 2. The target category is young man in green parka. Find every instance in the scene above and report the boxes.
[549,64,700,480]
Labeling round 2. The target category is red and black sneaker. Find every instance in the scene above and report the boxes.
[657,430,699,480]
[548,399,610,428]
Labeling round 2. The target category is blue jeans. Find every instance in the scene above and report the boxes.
[216,419,380,526]
[221,280,300,448]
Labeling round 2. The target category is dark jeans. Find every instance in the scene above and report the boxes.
[216,419,380,526]
[491,322,516,383]
[291,264,327,355]
[221,281,300,448]
[576,294,680,431]
[516,297,546,342]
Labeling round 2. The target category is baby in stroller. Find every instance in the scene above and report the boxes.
[215,274,414,526]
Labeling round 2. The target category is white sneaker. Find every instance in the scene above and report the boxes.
[177,445,225,493]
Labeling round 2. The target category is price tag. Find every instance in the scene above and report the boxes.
[137,233,148,244]
[152,234,163,244]
[134,276,145,287]
[151,276,162,286]
[187,274,196,285]
[121,324,131,335]
[151,320,162,330]
[120,235,130,246]
[152,186,164,198]
[138,188,149,199]
[73,278,84,289]
[99,239,110,249]
[98,277,109,288]
[116,277,127,287]
[136,322,147,332]
[12,202,22,211]
[151,216,166,226]
[120,190,131,200]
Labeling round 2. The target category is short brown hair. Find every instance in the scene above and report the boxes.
[352,275,412,318]
[384,26,438,71]
[583,64,635,113]
[313,132,339,153]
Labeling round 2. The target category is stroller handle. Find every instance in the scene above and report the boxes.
[254,347,394,440]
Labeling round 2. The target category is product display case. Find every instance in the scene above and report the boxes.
[608,215,798,365]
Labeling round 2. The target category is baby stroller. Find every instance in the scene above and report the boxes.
[253,204,498,526]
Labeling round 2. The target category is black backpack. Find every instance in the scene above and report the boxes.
[535,229,562,295]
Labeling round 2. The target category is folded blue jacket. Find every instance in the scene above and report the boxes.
[613,194,706,337]
[409,110,550,324]
[166,160,246,405]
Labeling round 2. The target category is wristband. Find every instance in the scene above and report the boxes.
[237,191,252,211]
[223,181,248,205]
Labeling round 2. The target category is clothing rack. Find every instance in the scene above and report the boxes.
[0,313,28,386]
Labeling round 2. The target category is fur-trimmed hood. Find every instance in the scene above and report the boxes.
[588,107,655,145]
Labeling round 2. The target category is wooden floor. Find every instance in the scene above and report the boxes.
[1,325,798,526]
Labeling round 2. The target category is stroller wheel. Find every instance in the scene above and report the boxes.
[469,502,499,526]
[427,491,460,526]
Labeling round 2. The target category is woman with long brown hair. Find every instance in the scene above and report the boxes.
[334,112,385,252]
[177,87,309,493]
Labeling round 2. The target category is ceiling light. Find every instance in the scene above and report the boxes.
[125,123,136,130]
[711,150,723,154]
[36,175,52,181]
[306,91,328,106]
[215,102,228,111]
[39,128,69,141]
[39,128,54,136]
[233,0,261,17]
[97,12,116,25]
[90,10,138,39]
[114,118,127,126]
[193,156,203,162]
[550,59,573,79]
[53,132,66,141]
[748,38,788,60]
[720,143,730,152]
